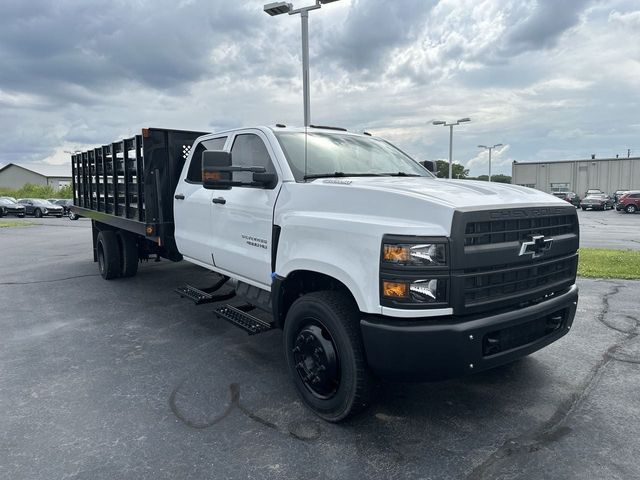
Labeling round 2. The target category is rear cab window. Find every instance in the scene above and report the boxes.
[186,137,227,183]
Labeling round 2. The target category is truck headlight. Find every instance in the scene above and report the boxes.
[382,279,446,304]
[383,243,446,266]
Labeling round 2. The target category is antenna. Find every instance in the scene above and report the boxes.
[304,125,308,181]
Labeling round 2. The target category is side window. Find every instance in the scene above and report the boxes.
[230,134,276,185]
[186,137,227,183]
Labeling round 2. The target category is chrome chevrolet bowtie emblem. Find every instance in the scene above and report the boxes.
[519,235,553,258]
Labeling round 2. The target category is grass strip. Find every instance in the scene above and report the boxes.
[0,220,34,228]
[578,248,640,280]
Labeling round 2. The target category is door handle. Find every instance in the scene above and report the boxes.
[174,193,185,200]
[212,197,226,205]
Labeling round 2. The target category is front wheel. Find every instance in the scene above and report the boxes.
[283,291,373,422]
[626,204,637,214]
[69,212,78,220]
[581,206,586,211]
[34,209,42,218]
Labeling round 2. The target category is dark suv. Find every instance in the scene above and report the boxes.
[552,191,581,208]
[616,191,640,213]
[17,198,64,218]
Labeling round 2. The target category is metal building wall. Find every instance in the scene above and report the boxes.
[512,157,640,194]
[0,165,47,189]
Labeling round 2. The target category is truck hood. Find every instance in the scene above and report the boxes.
[315,177,563,209]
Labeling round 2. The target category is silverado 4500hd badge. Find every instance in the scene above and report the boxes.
[242,234,268,250]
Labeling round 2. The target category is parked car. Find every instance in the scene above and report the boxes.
[580,194,615,211]
[0,198,26,217]
[552,191,581,208]
[616,191,640,213]
[52,199,74,215]
[17,198,64,217]
[612,190,628,204]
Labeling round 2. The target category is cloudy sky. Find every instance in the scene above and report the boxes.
[0,0,639,177]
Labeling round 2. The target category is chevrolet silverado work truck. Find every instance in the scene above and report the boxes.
[71,125,579,421]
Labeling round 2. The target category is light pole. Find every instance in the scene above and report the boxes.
[264,0,339,127]
[478,143,503,182]
[432,118,471,179]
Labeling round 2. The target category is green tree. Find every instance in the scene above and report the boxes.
[434,160,469,179]
[473,174,512,184]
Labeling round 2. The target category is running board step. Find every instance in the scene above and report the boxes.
[175,284,235,305]
[214,304,274,335]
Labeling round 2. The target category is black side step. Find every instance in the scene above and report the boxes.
[214,304,274,335]
[175,283,235,305]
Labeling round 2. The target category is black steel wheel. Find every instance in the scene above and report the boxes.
[283,291,373,422]
[34,208,42,218]
[116,230,139,278]
[97,230,121,280]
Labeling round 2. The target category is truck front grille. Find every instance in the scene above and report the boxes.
[463,254,577,309]
[464,214,577,246]
[450,206,579,315]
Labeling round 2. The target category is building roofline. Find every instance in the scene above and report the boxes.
[0,162,71,179]
[513,157,640,166]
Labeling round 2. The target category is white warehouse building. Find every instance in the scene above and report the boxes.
[511,156,640,194]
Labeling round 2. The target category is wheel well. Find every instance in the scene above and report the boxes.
[274,270,359,329]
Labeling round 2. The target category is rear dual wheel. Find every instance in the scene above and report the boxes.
[96,230,139,280]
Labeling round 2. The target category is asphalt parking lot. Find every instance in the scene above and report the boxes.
[1,216,639,480]
[576,207,640,250]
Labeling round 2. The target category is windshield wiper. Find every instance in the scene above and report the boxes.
[303,172,385,180]
[380,172,422,177]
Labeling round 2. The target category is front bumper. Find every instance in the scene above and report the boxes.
[361,284,578,381]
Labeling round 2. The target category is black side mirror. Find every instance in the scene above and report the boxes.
[202,150,232,190]
[420,160,436,174]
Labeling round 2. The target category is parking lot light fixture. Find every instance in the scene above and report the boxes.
[478,143,503,182]
[263,0,339,126]
[431,117,472,179]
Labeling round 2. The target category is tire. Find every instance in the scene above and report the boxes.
[97,230,121,280]
[283,291,373,422]
[69,212,78,220]
[56,215,62,218]
[116,231,139,278]
[0,208,4,217]
[581,206,586,211]
[34,209,42,218]
[626,204,637,214]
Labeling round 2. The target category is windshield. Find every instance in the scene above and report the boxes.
[275,132,431,181]
[0,198,13,205]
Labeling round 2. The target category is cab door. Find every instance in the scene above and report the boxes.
[209,130,282,288]
[174,136,228,266]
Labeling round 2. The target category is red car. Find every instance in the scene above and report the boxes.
[616,191,640,213]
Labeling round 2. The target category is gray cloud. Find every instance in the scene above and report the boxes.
[499,0,593,57]
[317,0,436,73]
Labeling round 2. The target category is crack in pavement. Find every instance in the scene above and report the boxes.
[0,274,100,285]
[467,283,637,480]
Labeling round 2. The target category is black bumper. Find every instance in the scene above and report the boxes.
[361,284,578,381]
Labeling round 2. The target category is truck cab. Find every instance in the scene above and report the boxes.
[172,126,579,421]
